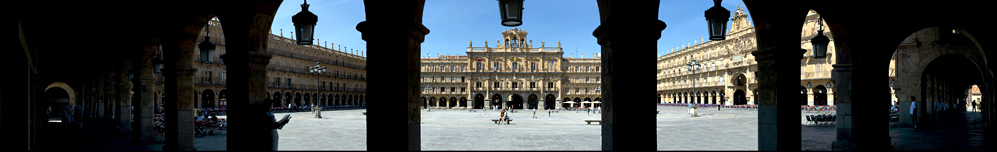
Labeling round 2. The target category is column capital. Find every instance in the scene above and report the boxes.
[592,18,666,44]
[357,20,430,43]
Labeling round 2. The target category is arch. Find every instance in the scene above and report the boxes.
[527,94,539,109]
[474,94,485,109]
[813,86,827,105]
[544,94,556,110]
[492,94,503,109]
[459,97,467,108]
[594,98,601,108]
[711,90,717,104]
[563,97,573,109]
[510,94,524,109]
[422,97,428,108]
[294,92,302,107]
[44,82,76,107]
[284,92,293,107]
[43,87,71,119]
[574,97,582,108]
[428,97,437,108]
[273,92,283,107]
[218,90,227,107]
[801,86,808,105]
[201,89,215,108]
[734,74,747,86]
[303,92,311,106]
[734,89,747,105]
[449,97,458,108]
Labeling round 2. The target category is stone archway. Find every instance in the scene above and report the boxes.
[44,82,77,107]
[510,94,524,109]
[492,94,503,109]
[813,86,827,105]
[527,94,539,109]
[734,89,746,105]
[474,94,485,109]
[201,89,215,108]
[545,94,556,110]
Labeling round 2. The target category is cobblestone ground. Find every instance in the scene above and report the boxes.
[656,106,759,150]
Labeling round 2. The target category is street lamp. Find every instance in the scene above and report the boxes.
[198,27,216,63]
[498,0,524,26]
[153,54,164,74]
[811,16,830,58]
[687,58,702,117]
[293,0,318,45]
[705,0,730,40]
[309,62,326,118]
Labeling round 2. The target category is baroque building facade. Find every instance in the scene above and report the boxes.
[154,18,368,110]
[656,8,851,106]
[421,28,602,110]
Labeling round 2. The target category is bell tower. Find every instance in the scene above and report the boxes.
[502,28,528,51]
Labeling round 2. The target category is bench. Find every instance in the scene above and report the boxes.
[584,120,601,125]
[657,110,660,114]
[491,118,512,124]
[362,112,366,115]
[551,110,559,113]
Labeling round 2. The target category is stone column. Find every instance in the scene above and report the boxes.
[116,57,134,136]
[104,75,116,129]
[827,26,893,151]
[743,5,805,151]
[162,21,203,151]
[593,0,665,151]
[358,0,429,150]
[133,41,159,143]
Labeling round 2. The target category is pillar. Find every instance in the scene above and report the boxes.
[357,0,429,150]
[219,10,276,150]
[162,19,204,151]
[133,40,159,143]
[594,0,665,151]
[741,3,806,150]
[104,75,115,129]
[828,26,893,151]
[117,58,134,136]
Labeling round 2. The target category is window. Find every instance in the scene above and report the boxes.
[451,87,455,92]
[494,82,500,88]
[451,77,455,82]
[494,62,499,71]
[575,66,579,71]
[512,82,518,88]
[451,66,455,71]
[462,66,466,71]
[576,88,579,93]
[531,63,536,71]
[461,77,465,82]
[204,72,212,83]
[274,77,281,87]
[548,82,554,88]
[440,66,444,72]
[441,76,445,81]
[461,87,465,92]
[586,66,589,72]
[596,66,599,71]
[336,83,340,91]
[200,46,213,63]
[530,82,536,88]
[596,77,600,82]
[286,78,291,88]
[477,62,482,70]
[476,82,482,88]
[513,63,518,70]
[221,72,226,83]
[586,77,589,83]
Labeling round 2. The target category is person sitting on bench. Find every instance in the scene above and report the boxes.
[499,109,508,125]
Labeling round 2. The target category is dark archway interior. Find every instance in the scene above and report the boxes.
[474,94,485,109]
[527,94,538,109]
[510,94,524,109]
[492,94,503,108]
[813,86,827,105]
[545,94,556,110]
[734,90,746,105]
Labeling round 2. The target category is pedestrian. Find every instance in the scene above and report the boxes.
[586,107,590,116]
[972,100,977,112]
[63,104,73,131]
[532,108,537,119]
[263,98,291,150]
[910,96,918,130]
[75,104,84,129]
[45,105,52,122]
[548,109,551,117]
[688,103,692,114]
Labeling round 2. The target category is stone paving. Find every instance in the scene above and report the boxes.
[183,106,992,151]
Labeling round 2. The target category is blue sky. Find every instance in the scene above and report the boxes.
[269,0,749,58]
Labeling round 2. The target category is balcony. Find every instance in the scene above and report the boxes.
[194,76,226,86]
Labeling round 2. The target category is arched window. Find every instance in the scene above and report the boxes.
[494,62,499,71]
[477,62,483,70]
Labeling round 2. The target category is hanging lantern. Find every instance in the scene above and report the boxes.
[198,28,216,63]
[705,0,730,40]
[811,17,830,58]
[498,0,524,26]
[293,0,318,45]
[153,54,164,74]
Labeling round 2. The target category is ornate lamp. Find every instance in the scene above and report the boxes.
[293,0,318,45]
[811,16,830,58]
[198,27,216,63]
[498,0,524,26]
[705,0,730,40]
[153,54,164,74]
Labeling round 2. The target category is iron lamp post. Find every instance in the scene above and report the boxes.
[309,62,326,118]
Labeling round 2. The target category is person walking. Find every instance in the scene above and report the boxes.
[62,104,73,131]
[548,109,551,117]
[532,109,537,119]
[972,100,977,112]
[74,104,84,129]
[910,96,918,130]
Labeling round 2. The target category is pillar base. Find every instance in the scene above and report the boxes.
[832,141,855,151]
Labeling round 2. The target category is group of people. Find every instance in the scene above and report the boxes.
[48,104,84,131]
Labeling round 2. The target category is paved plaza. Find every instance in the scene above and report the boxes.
[182,106,991,151]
